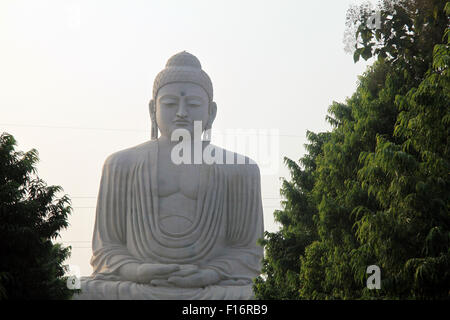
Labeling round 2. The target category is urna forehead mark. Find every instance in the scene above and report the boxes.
[157,83,208,101]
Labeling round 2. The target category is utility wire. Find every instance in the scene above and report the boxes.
[1,123,305,138]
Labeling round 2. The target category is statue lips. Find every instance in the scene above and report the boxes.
[174,119,191,126]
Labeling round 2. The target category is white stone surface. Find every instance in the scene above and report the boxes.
[74,52,264,300]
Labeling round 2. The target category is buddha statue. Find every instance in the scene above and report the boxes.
[74,51,264,300]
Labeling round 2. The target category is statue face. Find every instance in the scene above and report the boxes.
[155,82,210,139]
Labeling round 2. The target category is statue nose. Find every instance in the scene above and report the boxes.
[176,101,188,118]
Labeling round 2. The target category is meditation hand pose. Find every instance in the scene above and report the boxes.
[76,52,264,300]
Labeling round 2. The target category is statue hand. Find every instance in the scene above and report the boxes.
[149,264,199,287]
[118,263,180,283]
[167,264,199,277]
[166,268,221,288]
[137,263,180,283]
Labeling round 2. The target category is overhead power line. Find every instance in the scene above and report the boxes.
[1,123,304,138]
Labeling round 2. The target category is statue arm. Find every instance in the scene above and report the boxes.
[202,163,264,285]
[90,153,141,279]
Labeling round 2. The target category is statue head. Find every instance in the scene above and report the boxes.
[149,51,217,140]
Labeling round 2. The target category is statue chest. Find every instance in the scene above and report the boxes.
[156,160,205,234]
[157,162,202,198]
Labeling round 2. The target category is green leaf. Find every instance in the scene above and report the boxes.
[354,48,362,63]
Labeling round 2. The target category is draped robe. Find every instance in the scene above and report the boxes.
[75,140,264,300]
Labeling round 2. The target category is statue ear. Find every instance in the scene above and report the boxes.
[207,101,217,128]
[149,99,158,140]
[149,100,155,120]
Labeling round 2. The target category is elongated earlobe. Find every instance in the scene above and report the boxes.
[149,100,158,140]
[203,101,217,141]
[208,101,217,122]
[203,127,212,141]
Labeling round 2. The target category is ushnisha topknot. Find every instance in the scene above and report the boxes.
[152,51,213,102]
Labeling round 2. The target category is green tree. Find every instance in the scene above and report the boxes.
[355,2,450,298]
[253,131,329,299]
[0,133,75,299]
[254,0,449,299]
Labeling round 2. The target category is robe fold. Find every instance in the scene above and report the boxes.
[75,140,264,300]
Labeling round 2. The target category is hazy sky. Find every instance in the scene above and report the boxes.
[0,0,373,275]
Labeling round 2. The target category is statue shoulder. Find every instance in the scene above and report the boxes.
[210,144,261,178]
[103,140,156,169]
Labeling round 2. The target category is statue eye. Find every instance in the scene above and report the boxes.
[159,97,179,107]
[164,102,177,107]
[187,100,202,107]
